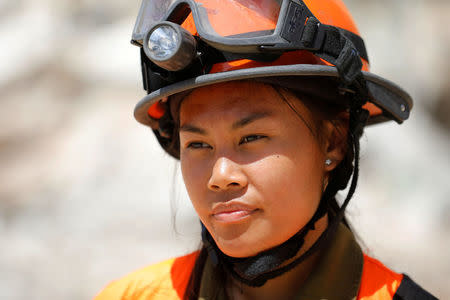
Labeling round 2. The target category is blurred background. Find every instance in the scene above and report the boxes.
[0,0,449,299]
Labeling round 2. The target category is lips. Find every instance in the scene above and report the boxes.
[211,201,258,223]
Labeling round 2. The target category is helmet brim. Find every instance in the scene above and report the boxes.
[134,64,412,127]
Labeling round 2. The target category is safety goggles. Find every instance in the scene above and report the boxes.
[132,0,367,78]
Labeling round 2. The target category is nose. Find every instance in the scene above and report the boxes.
[208,157,248,192]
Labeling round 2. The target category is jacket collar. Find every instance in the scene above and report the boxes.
[199,223,363,300]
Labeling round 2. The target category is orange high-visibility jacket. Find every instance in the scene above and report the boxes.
[94,252,434,300]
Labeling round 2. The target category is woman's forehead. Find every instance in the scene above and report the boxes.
[178,81,308,124]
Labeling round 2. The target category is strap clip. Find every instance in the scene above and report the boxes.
[335,40,363,85]
[280,1,325,51]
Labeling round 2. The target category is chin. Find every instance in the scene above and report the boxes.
[206,216,291,258]
[212,228,274,258]
[216,239,261,258]
[207,223,262,257]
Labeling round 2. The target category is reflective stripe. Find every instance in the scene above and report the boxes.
[94,251,407,299]
[357,254,403,300]
[93,252,198,300]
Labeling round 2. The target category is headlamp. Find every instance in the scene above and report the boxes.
[143,21,197,71]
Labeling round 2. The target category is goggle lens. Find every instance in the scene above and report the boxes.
[196,0,280,38]
[133,0,281,44]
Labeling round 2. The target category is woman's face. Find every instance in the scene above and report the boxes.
[179,81,336,258]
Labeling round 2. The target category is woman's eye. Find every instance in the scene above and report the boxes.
[187,142,211,149]
[239,135,266,145]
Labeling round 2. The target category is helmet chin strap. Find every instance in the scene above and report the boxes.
[201,192,327,287]
[201,107,369,288]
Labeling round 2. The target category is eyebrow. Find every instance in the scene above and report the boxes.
[179,124,207,134]
[179,111,272,135]
[231,111,272,130]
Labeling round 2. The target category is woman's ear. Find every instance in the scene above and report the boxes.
[321,117,349,172]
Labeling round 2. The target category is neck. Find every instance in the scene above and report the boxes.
[227,215,329,300]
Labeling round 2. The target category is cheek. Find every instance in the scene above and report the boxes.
[180,155,210,214]
[249,148,324,227]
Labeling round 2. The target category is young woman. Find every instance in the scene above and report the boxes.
[95,0,436,299]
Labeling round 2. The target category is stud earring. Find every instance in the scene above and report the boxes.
[325,159,332,166]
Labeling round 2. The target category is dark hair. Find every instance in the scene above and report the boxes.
[158,81,365,299]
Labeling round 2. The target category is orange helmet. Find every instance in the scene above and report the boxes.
[131,0,412,155]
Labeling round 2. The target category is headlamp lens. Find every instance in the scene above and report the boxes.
[144,21,197,71]
[148,25,179,60]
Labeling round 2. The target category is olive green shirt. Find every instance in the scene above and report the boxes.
[199,224,363,300]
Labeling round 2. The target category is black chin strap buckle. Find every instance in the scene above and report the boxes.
[335,42,363,85]
[347,76,370,138]
[351,107,369,139]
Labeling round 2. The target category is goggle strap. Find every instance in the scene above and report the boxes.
[342,30,369,63]
[314,25,364,86]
